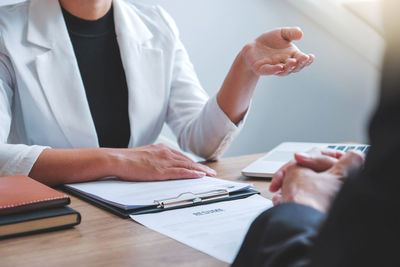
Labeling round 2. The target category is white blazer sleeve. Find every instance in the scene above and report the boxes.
[0,37,48,176]
[157,7,247,160]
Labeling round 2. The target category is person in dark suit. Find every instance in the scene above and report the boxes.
[232,1,400,266]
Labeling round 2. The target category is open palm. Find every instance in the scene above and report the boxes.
[243,27,314,76]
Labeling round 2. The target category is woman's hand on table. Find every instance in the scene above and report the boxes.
[107,144,217,182]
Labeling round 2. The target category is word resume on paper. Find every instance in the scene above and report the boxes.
[131,195,273,263]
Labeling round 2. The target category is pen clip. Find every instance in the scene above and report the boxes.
[154,189,230,209]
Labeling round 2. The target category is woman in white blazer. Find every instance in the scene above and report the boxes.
[0,0,313,185]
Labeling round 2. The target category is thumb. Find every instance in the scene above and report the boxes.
[295,152,339,172]
[281,27,303,42]
[328,151,365,177]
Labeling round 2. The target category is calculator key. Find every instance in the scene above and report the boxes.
[345,146,356,151]
[337,146,346,151]
[327,145,337,149]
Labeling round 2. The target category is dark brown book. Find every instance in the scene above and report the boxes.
[0,206,81,239]
[0,175,70,215]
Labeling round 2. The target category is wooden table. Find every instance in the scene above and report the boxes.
[0,154,273,267]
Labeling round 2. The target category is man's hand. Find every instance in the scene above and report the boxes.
[270,148,345,193]
[242,27,314,76]
[270,149,364,213]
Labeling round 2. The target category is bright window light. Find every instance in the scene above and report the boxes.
[340,0,384,34]
[339,0,382,2]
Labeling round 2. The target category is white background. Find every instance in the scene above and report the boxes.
[0,0,382,157]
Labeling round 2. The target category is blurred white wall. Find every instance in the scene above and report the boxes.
[1,0,383,157]
[0,0,23,5]
[139,0,382,157]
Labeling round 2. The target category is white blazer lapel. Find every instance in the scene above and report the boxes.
[113,0,166,147]
[27,0,99,148]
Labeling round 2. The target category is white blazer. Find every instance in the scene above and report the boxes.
[0,0,243,176]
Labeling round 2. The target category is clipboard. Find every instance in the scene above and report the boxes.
[62,186,259,219]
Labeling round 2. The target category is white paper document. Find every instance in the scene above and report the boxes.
[65,177,251,210]
[131,195,273,263]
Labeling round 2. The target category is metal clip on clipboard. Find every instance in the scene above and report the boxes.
[154,189,230,209]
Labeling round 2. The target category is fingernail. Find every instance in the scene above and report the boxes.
[275,170,283,178]
[208,169,217,176]
[272,195,281,206]
[297,152,311,160]
[274,70,284,75]
[269,184,275,192]
[289,66,296,71]
[194,171,206,177]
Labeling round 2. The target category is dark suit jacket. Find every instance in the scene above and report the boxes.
[233,2,400,266]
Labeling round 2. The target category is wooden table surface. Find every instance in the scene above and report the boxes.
[0,153,273,267]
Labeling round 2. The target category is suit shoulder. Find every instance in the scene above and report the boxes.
[122,0,179,39]
[0,1,29,32]
[121,0,161,15]
[122,1,158,13]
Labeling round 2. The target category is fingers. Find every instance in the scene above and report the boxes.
[291,52,310,73]
[162,168,206,180]
[284,53,314,75]
[319,148,344,159]
[305,147,344,159]
[270,169,284,193]
[281,27,303,42]
[294,148,344,172]
[276,58,297,76]
[295,152,339,172]
[270,160,295,192]
[271,147,343,192]
[174,160,217,177]
[258,56,312,76]
[329,150,365,177]
[256,64,285,75]
[272,193,282,206]
[156,144,217,177]
[276,53,314,77]
[306,54,315,66]
[253,57,285,75]
[248,26,314,77]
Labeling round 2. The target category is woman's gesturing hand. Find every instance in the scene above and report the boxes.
[107,144,217,182]
[242,27,314,76]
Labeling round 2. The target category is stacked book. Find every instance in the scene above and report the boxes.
[0,175,81,239]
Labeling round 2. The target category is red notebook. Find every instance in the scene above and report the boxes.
[0,175,70,215]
